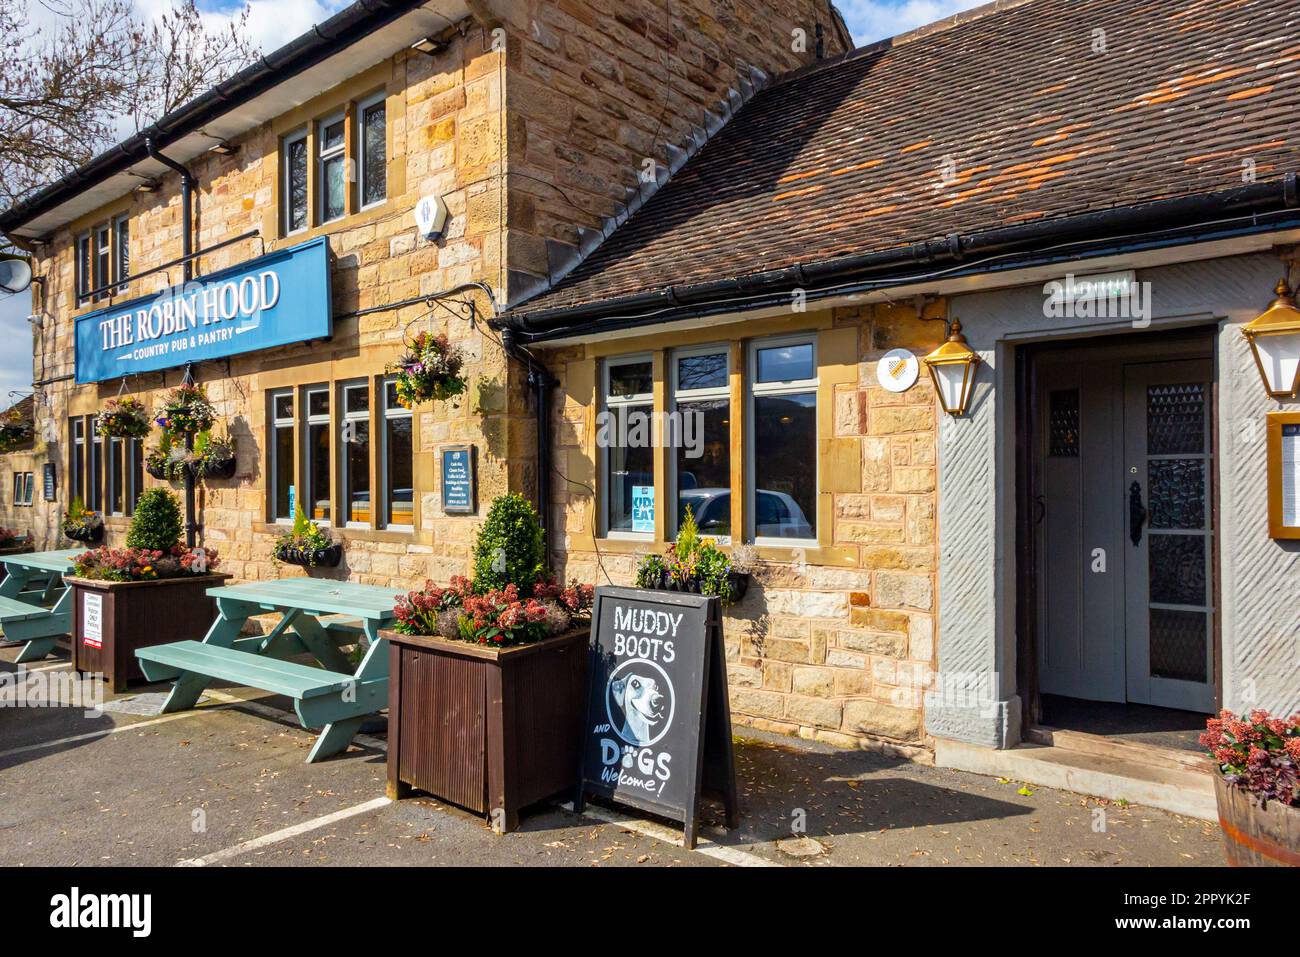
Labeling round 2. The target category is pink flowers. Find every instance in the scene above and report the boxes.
[1201,709,1300,807]
[72,545,221,583]
[393,574,594,647]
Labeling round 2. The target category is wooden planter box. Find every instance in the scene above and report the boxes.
[0,543,33,556]
[384,627,587,833]
[68,573,232,692]
[1214,774,1300,866]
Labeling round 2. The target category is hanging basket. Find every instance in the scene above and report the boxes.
[0,421,34,454]
[197,455,237,480]
[95,397,152,439]
[155,384,216,438]
[63,522,104,544]
[274,542,343,568]
[388,331,467,407]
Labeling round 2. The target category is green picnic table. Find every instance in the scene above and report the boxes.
[0,548,84,663]
[135,578,398,762]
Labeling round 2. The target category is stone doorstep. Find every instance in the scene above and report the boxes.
[934,736,1218,822]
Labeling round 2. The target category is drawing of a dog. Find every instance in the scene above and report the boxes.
[611,673,664,745]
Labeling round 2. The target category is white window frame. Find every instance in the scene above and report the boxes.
[340,380,371,529]
[24,472,33,506]
[303,385,331,527]
[11,473,21,506]
[669,344,731,543]
[93,223,111,301]
[746,334,819,547]
[381,377,413,531]
[89,430,103,513]
[283,128,309,235]
[316,112,347,225]
[270,389,295,523]
[113,214,129,294]
[75,232,91,303]
[601,353,655,541]
[71,417,85,500]
[357,92,387,211]
[107,436,124,517]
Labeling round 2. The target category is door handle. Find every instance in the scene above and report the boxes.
[1129,480,1147,546]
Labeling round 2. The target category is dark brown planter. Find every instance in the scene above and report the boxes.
[384,626,588,833]
[68,572,232,693]
[1214,774,1300,866]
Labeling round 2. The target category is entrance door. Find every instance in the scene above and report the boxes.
[1032,342,1215,714]
[1123,361,1215,712]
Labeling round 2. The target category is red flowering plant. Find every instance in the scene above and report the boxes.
[1200,709,1300,808]
[392,574,594,647]
[458,584,550,646]
[72,545,220,583]
[0,526,21,548]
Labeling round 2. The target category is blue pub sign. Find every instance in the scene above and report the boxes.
[74,237,332,384]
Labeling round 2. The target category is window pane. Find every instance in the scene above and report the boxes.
[89,437,103,512]
[675,398,730,536]
[23,473,32,505]
[308,422,330,522]
[677,353,727,391]
[323,155,345,221]
[385,416,412,526]
[322,119,345,151]
[606,404,653,533]
[344,420,370,524]
[308,389,329,418]
[274,424,294,519]
[130,439,143,512]
[384,380,400,409]
[756,343,814,383]
[609,361,652,398]
[109,438,124,515]
[362,102,386,206]
[754,392,816,538]
[94,227,110,294]
[70,420,84,500]
[288,137,308,231]
[345,386,369,415]
[273,393,293,421]
[115,218,129,288]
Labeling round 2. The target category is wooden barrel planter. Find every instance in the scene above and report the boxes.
[1214,775,1300,866]
[68,572,231,692]
[384,627,588,833]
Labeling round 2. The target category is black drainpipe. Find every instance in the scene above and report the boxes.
[146,137,199,548]
[501,328,556,564]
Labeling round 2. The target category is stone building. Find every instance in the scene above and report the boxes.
[1,0,1298,809]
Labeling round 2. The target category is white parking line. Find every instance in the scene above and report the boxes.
[178,797,392,866]
[558,801,782,868]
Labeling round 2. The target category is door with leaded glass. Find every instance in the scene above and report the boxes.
[1122,360,1216,712]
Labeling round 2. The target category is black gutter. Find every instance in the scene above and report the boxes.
[0,0,432,235]
[501,174,1300,342]
[144,139,194,282]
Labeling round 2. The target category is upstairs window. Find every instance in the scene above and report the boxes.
[114,215,130,293]
[317,114,346,224]
[359,94,387,209]
[75,233,92,303]
[93,223,110,301]
[283,129,308,234]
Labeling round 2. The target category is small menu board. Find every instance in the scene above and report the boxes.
[1269,413,1300,540]
[42,463,56,502]
[441,445,476,515]
[575,587,737,849]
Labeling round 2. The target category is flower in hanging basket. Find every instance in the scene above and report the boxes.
[155,383,216,438]
[0,410,34,454]
[95,396,152,439]
[388,331,466,407]
[61,496,104,542]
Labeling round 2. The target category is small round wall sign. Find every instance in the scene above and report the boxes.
[877,348,920,393]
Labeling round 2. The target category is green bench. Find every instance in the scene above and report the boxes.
[135,580,397,762]
[0,549,82,663]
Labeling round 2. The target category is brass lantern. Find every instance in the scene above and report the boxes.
[923,318,981,416]
[1242,279,1300,399]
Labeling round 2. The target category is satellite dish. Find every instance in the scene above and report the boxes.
[0,258,32,294]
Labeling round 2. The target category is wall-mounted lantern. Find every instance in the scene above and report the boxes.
[922,318,981,416]
[1243,279,1300,399]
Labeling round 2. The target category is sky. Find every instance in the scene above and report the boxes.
[0,0,985,406]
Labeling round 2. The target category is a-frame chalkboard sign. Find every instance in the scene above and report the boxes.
[575,586,738,849]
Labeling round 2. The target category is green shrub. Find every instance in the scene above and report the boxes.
[471,492,545,593]
[125,488,184,551]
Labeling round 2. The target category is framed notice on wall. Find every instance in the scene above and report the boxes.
[1267,411,1300,540]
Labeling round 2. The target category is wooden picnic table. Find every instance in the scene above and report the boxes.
[136,578,398,762]
[0,548,84,663]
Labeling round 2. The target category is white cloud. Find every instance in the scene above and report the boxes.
[836,0,991,44]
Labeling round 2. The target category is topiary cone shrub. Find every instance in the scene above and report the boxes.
[471,492,545,594]
[125,487,184,551]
